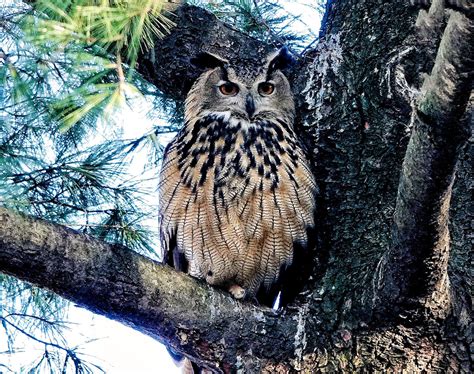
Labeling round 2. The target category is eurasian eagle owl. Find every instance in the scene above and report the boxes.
[159,47,316,305]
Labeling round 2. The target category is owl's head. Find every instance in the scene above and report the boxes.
[185,47,295,124]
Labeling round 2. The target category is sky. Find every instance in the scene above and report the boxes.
[1,1,322,373]
[0,306,180,374]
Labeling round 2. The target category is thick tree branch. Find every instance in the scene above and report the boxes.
[0,209,469,371]
[376,9,473,317]
[0,208,300,372]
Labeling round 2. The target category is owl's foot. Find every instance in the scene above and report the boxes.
[229,285,246,299]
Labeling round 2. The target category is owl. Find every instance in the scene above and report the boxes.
[158,47,317,305]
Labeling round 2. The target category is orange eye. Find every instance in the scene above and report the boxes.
[258,82,275,96]
[219,82,239,96]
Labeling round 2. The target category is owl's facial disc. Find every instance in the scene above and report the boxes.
[188,61,294,124]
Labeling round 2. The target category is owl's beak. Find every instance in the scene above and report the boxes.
[245,94,256,119]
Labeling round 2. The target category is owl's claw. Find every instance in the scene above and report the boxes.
[229,285,246,299]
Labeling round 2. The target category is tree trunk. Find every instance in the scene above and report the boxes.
[1,1,472,372]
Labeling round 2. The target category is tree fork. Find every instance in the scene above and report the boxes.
[375,7,473,318]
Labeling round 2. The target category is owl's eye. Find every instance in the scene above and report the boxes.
[219,82,239,96]
[258,82,275,96]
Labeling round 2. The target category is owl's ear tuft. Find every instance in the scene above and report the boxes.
[267,46,295,75]
[191,52,229,70]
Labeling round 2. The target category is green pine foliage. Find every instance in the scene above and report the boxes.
[1,1,174,370]
[1,0,174,250]
[188,0,322,50]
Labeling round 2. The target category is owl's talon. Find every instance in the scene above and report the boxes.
[229,285,246,299]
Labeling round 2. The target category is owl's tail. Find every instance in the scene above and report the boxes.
[182,358,197,374]
[182,358,212,374]
[168,347,210,374]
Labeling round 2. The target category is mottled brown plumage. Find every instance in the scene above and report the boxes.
[159,48,316,302]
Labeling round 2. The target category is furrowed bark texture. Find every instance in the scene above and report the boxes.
[2,1,473,372]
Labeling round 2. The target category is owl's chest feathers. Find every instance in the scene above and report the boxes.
[175,115,300,204]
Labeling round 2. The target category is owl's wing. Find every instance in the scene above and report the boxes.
[275,149,318,306]
[246,147,317,307]
[158,139,189,273]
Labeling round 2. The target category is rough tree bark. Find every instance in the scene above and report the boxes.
[1,1,472,373]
